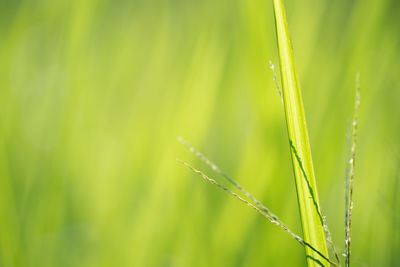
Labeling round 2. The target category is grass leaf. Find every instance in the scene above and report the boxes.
[272,0,329,265]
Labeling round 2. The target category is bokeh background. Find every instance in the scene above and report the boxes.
[0,0,399,266]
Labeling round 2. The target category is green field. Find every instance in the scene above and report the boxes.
[0,0,399,266]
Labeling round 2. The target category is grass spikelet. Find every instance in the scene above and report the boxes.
[178,137,278,220]
[177,158,337,266]
[344,72,360,267]
[269,61,283,101]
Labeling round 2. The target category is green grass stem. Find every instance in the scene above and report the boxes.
[177,157,336,266]
[344,73,360,267]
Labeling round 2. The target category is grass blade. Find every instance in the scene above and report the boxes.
[269,63,340,264]
[272,0,329,265]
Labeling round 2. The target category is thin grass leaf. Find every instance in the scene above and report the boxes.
[344,73,360,267]
[177,158,337,266]
[272,0,329,265]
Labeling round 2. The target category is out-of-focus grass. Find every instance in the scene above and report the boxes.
[0,0,399,266]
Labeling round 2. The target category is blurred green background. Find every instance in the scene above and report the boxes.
[0,0,399,266]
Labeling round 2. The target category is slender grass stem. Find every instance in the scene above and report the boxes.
[269,61,283,102]
[272,0,329,265]
[323,216,340,264]
[177,158,337,266]
[344,73,360,267]
[178,137,279,221]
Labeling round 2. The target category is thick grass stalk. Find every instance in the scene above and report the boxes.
[272,0,329,266]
